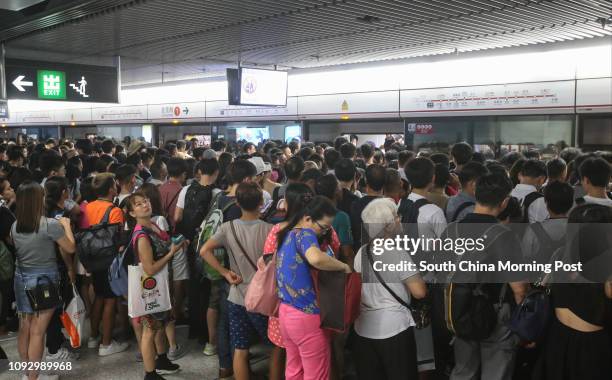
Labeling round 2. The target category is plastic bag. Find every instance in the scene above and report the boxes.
[60,285,86,348]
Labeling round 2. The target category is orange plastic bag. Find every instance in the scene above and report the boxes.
[60,285,86,348]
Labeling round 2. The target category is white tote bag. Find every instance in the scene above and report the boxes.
[128,264,172,318]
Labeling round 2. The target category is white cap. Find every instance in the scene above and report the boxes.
[248,157,269,175]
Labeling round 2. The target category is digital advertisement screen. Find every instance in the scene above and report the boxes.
[239,68,288,106]
[184,134,211,147]
[236,127,269,144]
[284,125,301,142]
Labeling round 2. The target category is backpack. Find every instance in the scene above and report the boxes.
[398,197,430,224]
[194,192,237,280]
[444,223,509,340]
[451,201,475,222]
[529,222,564,263]
[0,241,14,282]
[76,205,123,272]
[521,192,543,223]
[263,186,285,224]
[108,229,145,298]
[177,183,214,241]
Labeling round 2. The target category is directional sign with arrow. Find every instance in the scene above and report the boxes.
[5,58,118,103]
[12,75,33,92]
[183,107,189,115]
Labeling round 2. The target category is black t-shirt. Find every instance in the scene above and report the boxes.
[338,188,359,216]
[455,213,525,303]
[0,205,15,244]
[217,193,241,222]
[349,195,380,248]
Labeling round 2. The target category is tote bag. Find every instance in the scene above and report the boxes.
[313,270,361,333]
[127,264,171,318]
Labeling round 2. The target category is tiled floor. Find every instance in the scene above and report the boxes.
[0,326,270,380]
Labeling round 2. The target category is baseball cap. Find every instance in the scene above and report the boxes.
[248,157,267,176]
[202,149,217,160]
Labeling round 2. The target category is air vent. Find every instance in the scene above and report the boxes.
[356,15,381,24]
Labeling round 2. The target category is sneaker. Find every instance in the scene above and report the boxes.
[202,343,217,356]
[167,344,187,361]
[87,336,100,349]
[144,371,166,380]
[98,340,130,357]
[46,347,80,361]
[155,356,180,375]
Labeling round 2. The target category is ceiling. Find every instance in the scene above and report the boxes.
[2,0,611,86]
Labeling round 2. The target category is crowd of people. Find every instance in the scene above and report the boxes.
[0,134,610,380]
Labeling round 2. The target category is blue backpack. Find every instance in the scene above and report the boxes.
[109,229,146,298]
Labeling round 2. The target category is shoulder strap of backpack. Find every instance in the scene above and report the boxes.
[404,197,430,224]
[529,222,554,250]
[101,205,115,224]
[452,201,475,222]
[522,192,543,222]
[272,186,281,202]
[364,242,411,308]
[575,196,586,205]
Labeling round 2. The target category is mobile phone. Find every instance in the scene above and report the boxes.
[171,234,185,245]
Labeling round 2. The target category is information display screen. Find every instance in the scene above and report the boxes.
[284,125,301,142]
[185,134,211,147]
[239,68,288,106]
[236,127,269,144]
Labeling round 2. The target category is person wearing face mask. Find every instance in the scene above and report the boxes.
[275,196,351,380]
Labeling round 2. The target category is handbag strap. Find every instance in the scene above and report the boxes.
[229,220,258,271]
[365,242,411,309]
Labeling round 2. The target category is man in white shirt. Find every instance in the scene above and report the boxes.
[510,159,548,223]
[576,157,612,207]
[353,198,427,379]
[401,157,448,373]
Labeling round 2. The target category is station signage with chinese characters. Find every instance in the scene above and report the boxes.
[5,59,119,103]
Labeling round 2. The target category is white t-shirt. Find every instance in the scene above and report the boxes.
[511,184,549,223]
[152,215,170,232]
[354,245,418,339]
[582,195,612,207]
[407,193,447,238]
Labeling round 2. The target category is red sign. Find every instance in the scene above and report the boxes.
[415,124,433,134]
[173,106,181,117]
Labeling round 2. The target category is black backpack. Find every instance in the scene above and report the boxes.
[444,223,509,340]
[75,205,123,272]
[529,222,565,264]
[521,192,544,223]
[398,197,430,224]
[177,183,214,241]
[263,186,285,224]
[450,201,475,222]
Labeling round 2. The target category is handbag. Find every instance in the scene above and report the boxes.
[24,274,62,312]
[313,270,362,333]
[244,255,280,317]
[508,246,561,342]
[365,242,431,329]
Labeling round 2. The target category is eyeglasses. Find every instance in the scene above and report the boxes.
[315,220,332,233]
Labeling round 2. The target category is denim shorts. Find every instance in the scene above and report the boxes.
[14,267,60,315]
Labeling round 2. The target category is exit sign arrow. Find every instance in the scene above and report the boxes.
[12,75,33,92]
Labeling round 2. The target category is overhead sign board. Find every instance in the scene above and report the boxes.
[5,58,119,103]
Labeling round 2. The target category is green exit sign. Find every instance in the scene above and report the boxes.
[37,70,66,100]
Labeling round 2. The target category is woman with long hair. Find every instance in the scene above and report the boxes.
[124,191,185,380]
[11,181,75,380]
[43,176,79,362]
[534,204,612,380]
[275,195,351,380]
